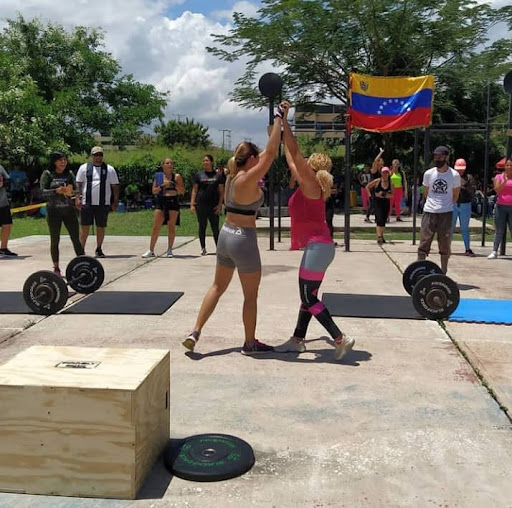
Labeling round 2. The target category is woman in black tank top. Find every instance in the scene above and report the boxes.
[141,157,184,258]
[366,167,394,244]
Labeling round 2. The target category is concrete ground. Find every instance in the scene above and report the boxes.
[1,225,511,508]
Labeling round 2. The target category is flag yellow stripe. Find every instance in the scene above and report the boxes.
[351,73,434,99]
[11,202,47,214]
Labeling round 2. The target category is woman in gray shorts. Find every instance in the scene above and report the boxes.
[183,114,284,355]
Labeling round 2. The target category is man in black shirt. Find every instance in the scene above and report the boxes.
[190,154,225,255]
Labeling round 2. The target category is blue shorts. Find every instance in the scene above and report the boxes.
[217,223,261,273]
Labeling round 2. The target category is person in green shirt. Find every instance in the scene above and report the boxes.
[389,159,408,221]
[40,152,84,276]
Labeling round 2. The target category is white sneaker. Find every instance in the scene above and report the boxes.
[487,251,498,259]
[334,334,355,361]
[142,250,155,258]
[182,331,200,351]
[166,248,174,258]
[275,337,306,353]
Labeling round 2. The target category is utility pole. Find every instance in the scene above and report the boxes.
[221,129,231,151]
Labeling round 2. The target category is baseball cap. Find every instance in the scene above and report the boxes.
[91,146,104,155]
[381,166,391,173]
[433,146,450,156]
[454,158,467,170]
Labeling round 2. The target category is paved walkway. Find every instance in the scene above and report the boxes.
[1,234,512,507]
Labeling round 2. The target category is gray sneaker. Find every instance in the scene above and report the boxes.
[275,337,306,353]
[166,248,174,258]
[334,334,355,361]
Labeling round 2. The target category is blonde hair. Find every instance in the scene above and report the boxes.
[308,152,333,200]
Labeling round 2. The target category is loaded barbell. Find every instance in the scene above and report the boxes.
[23,255,105,315]
[402,260,460,320]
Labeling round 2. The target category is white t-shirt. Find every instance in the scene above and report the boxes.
[422,166,461,213]
[76,163,119,206]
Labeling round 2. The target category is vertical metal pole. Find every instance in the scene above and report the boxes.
[269,99,275,251]
[482,83,491,248]
[277,93,282,242]
[344,127,351,251]
[412,129,419,245]
[499,94,511,254]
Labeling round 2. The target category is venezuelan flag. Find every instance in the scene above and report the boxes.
[349,73,434,132]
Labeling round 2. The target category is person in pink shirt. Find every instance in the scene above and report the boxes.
[275,101,354,361]
[488,158,512,259]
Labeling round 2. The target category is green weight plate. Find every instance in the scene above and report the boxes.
[164,434,255,482]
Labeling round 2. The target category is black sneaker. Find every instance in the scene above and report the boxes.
[241,339,274,355]
[95,247,106,258]
[0,248,18,257]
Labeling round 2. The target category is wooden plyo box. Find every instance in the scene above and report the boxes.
[0,346,170,499]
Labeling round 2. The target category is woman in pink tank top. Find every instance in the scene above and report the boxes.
[274,102,354,362]
[488,159,512,259]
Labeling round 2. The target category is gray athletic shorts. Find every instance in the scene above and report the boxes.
[217,223,261,273]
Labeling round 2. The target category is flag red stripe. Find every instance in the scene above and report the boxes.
[350,108,432,132]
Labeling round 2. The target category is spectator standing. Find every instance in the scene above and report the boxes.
[451,158,475,256]
[389,159,407,221]
[488,158,512,259]
[365,148,384,223]
[417,146,461,274]
[0,164,18,257]
[190,155,225,255]
[75,147,120,258]
[366,166,394,244]
[40,152,84,275]
[8,166,28,206]
[358,164,372,214]
[141,157,185,258]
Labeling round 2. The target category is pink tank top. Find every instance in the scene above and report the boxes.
[289,187,332,250]
[495,173,512,206]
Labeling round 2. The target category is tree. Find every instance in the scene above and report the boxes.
[208,0,512,167]
[155,118,211,148]
[0,15,168,168]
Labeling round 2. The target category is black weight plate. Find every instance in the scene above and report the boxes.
[258,72,283,99]
[164,434,255,482]
[412,274,460,320]
[403,260,443,295]
[66,256,104,294]
[23,270,69,315]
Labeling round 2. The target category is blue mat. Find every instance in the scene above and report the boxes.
[448,298,512,325]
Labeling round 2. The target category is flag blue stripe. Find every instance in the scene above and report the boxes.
[352,89,433,116]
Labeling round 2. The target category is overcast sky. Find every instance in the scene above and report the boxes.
[0,0,509,150]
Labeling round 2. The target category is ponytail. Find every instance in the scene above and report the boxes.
[309,153,333,200]
[224,157,237,204]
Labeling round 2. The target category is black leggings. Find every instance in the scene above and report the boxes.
[374,197,390,227]
[196,205,219,248]
[46,208,84,264]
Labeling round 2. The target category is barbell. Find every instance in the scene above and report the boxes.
[402,260,460,320]
[23,256,105,315]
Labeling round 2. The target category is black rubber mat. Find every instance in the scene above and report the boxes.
[322,293,421,320]
[0,292,32,313]
[63,291,184,315]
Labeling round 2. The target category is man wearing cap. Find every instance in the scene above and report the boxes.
[417,146,461,274]
[451,158,475,256]
[75,147,119,258]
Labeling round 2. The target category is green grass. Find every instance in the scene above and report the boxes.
[10,209,222,239]
[10,209,497,242]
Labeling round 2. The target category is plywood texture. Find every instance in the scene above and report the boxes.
[0,346,170,499]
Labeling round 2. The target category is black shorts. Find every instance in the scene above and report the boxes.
[0,205,13,226]
[156,196,180,226]
[80,204,110,227]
